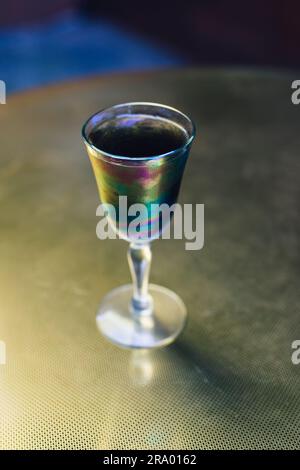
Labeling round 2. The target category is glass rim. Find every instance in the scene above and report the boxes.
[81,101,196,162]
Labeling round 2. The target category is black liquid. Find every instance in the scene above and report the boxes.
[88,114,188,158]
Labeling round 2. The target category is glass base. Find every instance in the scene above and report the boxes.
[96,284,187,349]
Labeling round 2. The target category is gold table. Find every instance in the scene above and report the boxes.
[0,69,299,449]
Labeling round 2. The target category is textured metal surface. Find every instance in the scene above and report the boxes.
[0,69,300,449]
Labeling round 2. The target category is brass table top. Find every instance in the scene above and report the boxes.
[0,69,299,449]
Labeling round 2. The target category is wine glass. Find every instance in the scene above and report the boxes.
[82,102,195,348]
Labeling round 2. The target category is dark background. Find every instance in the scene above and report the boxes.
[0,0,299,93]
[85,0,300,68]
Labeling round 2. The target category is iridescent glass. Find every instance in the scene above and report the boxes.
[82,103,195,348]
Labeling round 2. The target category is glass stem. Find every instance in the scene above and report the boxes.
[127,242,153,315]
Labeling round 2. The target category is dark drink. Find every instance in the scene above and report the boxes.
[86,112,190,241]
[88,114,188,158]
